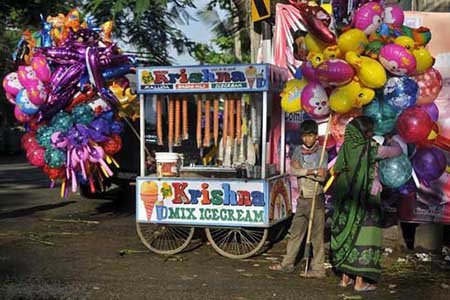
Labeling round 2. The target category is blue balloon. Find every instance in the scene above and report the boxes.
[383,76,419,112]
[363,92,398,135]
[294,67,303,80]
[379,154,413,189]
[16,90,39,115]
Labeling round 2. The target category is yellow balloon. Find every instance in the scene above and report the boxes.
[323,45,343,60]
[338,29,368,54]
[345,51,387,89]
[281,79,308,113]
[329,81,375,113]
[413,47,434,74]
[307,52,325,68]
[321,3,332,14]
[305,33,328,53]
[394,36,415,51]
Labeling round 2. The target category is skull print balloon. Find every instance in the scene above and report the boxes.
[301,81,330,119]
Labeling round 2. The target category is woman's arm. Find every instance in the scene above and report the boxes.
[376,141,403,159]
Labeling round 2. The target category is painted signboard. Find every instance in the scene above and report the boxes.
[136,176,291,227]
[136,177,269,227]
[137,64,288,94]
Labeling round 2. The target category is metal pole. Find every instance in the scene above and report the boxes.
[139,94,146,177]
[261,91,268,179]
[280,106,286,174]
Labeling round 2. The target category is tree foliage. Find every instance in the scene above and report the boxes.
[84,0,198,65]
[194,0,251,64]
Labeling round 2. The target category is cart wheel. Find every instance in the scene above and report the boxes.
[136,223,195,255]
[205,227,268,259]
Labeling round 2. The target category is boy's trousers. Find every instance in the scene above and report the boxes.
[281,195,325,272]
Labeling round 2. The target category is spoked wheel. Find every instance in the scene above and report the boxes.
[136,223,195,255]
[205,227,268,259]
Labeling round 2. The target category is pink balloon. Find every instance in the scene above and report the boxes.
[31,55,51,82]
[413,67,443,105]
[17,65,39,88]
[379,44,416,76]
[331,109,362,145]
[5,92,16,105]
[301,81,330,119]
[26,146,45,167]
[3,72,24,96]
[316,59,354,86]
[26,81,47,106]
[14,106,32,123]
[384,5,405,26]
[354,2,384,35]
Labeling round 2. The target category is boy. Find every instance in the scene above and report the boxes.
[269,119,327,278]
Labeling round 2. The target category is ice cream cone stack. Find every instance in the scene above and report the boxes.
[140,181,159,220]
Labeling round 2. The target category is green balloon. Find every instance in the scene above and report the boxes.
[363,93,399,136]
[379,154,412,189]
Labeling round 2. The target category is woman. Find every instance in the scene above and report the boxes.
[330,116,402,292]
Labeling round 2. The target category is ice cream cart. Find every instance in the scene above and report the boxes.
[135,64,292,258]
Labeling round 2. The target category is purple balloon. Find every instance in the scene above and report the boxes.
[50,63,84,95]
[40,86,78,120]
[419,103,439,122]
[300,61,318,82]
[37,47,83,64]
[100,87,120,107]
[412,147,447,184]
[86,47,104,91]
[316,59,354,86]
[89,118,111,142]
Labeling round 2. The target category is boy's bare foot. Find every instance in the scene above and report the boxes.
[300,270,326,278]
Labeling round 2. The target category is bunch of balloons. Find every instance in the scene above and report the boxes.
[280,0,448,190]
[2,8,138,197]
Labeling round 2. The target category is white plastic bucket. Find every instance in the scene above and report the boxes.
[155,152,180,177]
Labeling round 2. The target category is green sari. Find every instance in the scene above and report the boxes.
[330,124,383,282]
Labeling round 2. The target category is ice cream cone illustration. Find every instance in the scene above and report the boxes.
[140,181,159,220]
[245,66,257,88]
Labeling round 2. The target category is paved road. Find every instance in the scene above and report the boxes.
[0,154,449,299]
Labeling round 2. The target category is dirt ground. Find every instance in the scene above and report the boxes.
[0,154,449,300]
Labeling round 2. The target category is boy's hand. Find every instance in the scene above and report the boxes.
[317,168,327,177]
[291,160,301,169]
